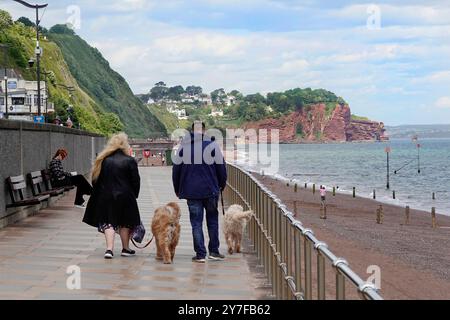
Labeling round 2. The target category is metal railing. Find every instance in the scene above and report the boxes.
[223,163,383,300]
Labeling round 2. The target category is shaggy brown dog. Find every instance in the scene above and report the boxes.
[151,202,181,264]
[223,204,253,254]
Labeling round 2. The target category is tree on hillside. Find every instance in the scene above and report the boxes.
[245,93,266,104]
[229,90,244,100]
[16,17,34,27]
[211,88,227,104]
[186,85,203,96]
[168,85,185,101]
[150,85,169,102]
[155,81,166,87]
[0,10,13,30]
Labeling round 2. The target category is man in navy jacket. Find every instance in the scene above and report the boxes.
[172,122,227,263]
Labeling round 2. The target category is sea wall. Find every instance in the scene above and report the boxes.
[0,120,106,227]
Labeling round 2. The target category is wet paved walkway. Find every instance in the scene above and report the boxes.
[0,167,270,300]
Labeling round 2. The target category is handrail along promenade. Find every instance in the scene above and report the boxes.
[223,162,383,300]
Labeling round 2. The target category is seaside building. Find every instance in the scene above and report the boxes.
[0,75,54,121]
[210,109,224,117]
[167,106,188,120]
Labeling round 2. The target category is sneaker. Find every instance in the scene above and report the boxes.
[208,252,225,261]
[121,248,136,257]
[192,256,206,263]
[104,250,114,259]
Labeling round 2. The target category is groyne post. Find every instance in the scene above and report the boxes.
[313,184,316,194]
[294,183,298,193]
[405,206,410,225]
[353,187,356,198]
[373,189,376,200]
[376,205,384,224]
[432,192,435,200]
[393,191,396,199]
[333,187,336,196]
[431,207,437,229]
[304,183,307,189]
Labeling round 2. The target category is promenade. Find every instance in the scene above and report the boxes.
[0,167,270,300]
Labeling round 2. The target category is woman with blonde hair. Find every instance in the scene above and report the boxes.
[83,133,141,259]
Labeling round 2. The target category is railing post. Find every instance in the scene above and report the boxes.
[317,252,326,300]
[294,227,302,297]
[334,259,347,300]
[276,253,282,299]
[304,237,312,300]
[336,272,346,300]
[271,244,277,297]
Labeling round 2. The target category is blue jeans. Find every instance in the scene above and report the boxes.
[187,196,220,259]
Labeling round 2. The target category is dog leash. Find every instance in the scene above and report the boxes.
[220,191,225,216]
[131,236,154,249]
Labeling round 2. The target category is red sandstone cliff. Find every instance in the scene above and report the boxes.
[245,104,388,143]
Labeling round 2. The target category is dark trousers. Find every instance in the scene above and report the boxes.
[187,196,220,259]
[70,175,93,205]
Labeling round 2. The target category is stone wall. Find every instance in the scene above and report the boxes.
[0,120,106,225]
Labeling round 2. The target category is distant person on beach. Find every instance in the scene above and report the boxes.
[49,149,93,208]
[172,121,227,263]
[320,185,326,207]
[83,133,141,259]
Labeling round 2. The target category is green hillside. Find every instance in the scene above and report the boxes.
[0,10,165,137]
[48,25,166,138]
[0,11,116,134]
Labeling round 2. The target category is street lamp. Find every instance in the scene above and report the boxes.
[13,0,48,118]
[385,146,391,189]
[3,75,8,119]
[0,44,9,119]
[417,143,421,174]
[40,70,52,119]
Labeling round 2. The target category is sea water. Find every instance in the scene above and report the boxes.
[235,139,450,216]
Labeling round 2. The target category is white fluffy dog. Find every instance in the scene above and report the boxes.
[223,204,253,255]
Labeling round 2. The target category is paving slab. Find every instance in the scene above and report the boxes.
[0,167,271,300]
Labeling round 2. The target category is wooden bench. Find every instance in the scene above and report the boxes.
[6,175,50,209]
[28,171,65,198]
[41,169,75,192]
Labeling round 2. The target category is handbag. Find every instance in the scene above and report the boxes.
[132,220,146,243]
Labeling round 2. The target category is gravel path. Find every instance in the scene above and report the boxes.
[255,173,450,300]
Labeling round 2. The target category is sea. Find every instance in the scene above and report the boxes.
[234,138,450,216]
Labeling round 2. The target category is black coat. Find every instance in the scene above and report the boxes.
[83,150,141,229]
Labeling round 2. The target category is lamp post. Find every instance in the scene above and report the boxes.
[417,143,421,174]
[13,0,48,118]
[3,75,8,119]
[0,44,9,119]
[385,146,391,189]
[41,70,51,119]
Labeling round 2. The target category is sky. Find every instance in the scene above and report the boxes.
[1,0,450,125]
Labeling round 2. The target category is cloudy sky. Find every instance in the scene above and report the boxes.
[2,0,450,125]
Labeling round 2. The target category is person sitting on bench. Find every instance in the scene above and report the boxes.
[49,149,93,208]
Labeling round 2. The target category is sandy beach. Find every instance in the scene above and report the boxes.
[253,173,450,300]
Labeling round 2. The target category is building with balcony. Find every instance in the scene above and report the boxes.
[0,77,54,121]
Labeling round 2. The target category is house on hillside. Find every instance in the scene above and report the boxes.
[0,73,54,121]
[224,95,237,106]
[199,94,213,105]
[167,106,188,120]
[210,108,224,118]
